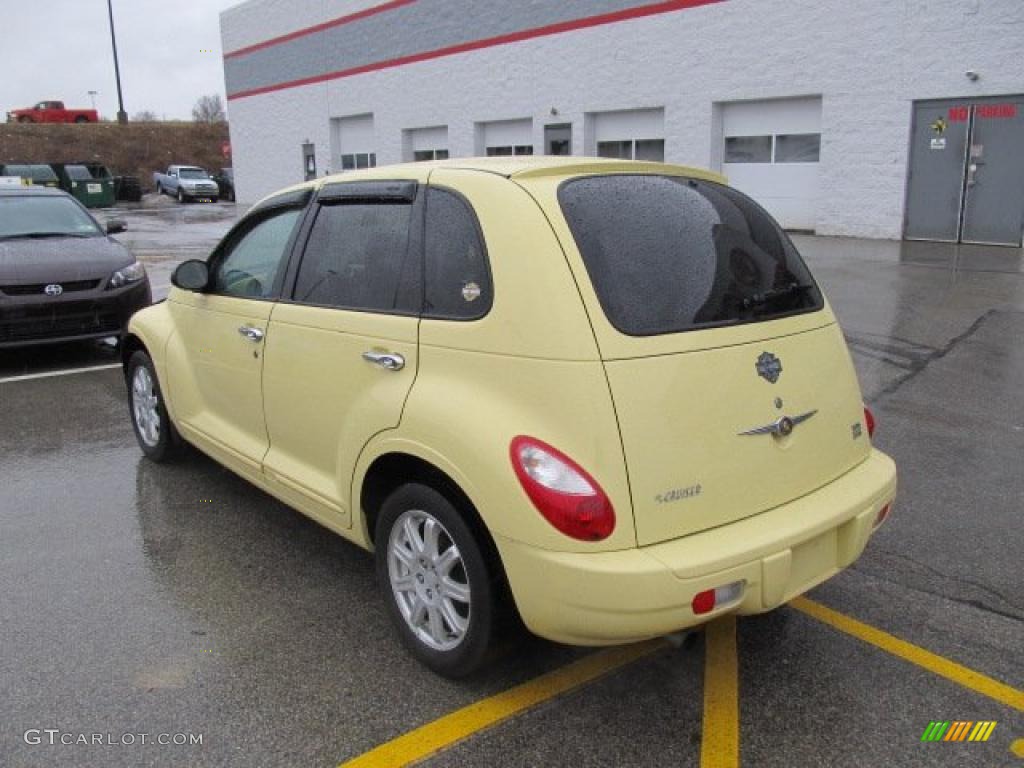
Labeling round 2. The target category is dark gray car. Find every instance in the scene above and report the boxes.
[0,187,151,348]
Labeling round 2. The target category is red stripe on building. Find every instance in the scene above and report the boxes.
[227,0,724,100]
[223,0,418,59]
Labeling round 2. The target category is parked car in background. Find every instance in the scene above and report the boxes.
[0,164,60,188]
[123,157,896,677]
[0,187,149,347]
[7,101,99,124]
[153,165,219,203]
[51,163,115,208]
[211,168,235,202]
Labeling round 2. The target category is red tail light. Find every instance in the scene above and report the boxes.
[691,581,745,615]
[510,436,615,541]
[692,590,716,615]
[864,406,876,438]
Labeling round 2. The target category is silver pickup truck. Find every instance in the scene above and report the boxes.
[152,165,220,203]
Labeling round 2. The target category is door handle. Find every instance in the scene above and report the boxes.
[362,351,405,371]
[238,325,265,342]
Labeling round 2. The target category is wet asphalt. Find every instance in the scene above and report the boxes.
[1,209,1022,767]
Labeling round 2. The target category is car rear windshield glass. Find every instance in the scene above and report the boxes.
[558,175,823,336]
[0,197,102,239]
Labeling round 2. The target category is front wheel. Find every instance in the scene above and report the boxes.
[177,188,186,203]
[74,116,88,124]
[127,351,183,462]
[376,484,496,677]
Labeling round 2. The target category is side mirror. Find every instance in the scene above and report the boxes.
[171,259,210,292]
[106,218,127,235]
[169,172,177,178]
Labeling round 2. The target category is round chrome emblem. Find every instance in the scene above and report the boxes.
[44,284,63,296]
[777,416,795,437]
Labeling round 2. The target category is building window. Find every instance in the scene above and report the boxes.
[774,133,821,163]
[486,145,533,156]
[597,139,664,162]
[413,149,450,162]
[724,136,772,163]
[724,134,821,164]
[340,153,377,171]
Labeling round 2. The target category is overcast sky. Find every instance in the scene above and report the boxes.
[1,0,242,120]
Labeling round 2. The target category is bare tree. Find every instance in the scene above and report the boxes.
[132,110,159,122]
[192,94,226,123]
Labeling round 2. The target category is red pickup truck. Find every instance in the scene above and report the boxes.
[7,101,99,124]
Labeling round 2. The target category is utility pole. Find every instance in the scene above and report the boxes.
[106,0,128,124]
[88,91,98,111]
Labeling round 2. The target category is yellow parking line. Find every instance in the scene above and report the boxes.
[339,639,665,768]
[700,615,739,768]
[792,597,1024,711]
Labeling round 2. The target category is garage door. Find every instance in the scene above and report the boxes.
[591,108,665,161]
[721,97,822,231]
[331,113,376,171]
[477,119,533,156]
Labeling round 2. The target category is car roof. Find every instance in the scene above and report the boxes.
[0,186,72,198]
[347,155,722,180]
[259,157,728,207]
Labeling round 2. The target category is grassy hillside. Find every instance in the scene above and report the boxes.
[0,122,230,187]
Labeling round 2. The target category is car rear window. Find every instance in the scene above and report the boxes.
[558,175,823,336]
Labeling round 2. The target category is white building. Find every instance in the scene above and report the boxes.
[220,0,1024,245]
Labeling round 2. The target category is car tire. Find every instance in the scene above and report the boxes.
[177,188,186,203]
[375,483,496,678]
[127,351,184,462]
[18,116,32,123]
[74,116,88,123]
[155,184,162,196]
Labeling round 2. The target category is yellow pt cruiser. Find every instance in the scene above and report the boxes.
[124,157,897,677]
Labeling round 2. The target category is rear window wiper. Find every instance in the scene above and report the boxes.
[741,282,815,310]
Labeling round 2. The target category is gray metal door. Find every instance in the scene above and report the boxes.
[905,97,1024,246]
[961,100,1024,246]
[905,100,970,242]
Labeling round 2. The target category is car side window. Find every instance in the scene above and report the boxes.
[292,200,418,313]
[424,188,492,319]
[211,208,302,299]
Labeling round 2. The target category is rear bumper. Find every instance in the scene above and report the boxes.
[0,281,151,348]
[497,449,897,645]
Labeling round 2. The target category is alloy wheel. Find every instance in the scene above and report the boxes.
[387,509,472,651]
[131,366,161,448]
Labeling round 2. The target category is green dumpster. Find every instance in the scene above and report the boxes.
[52,163,115,208]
